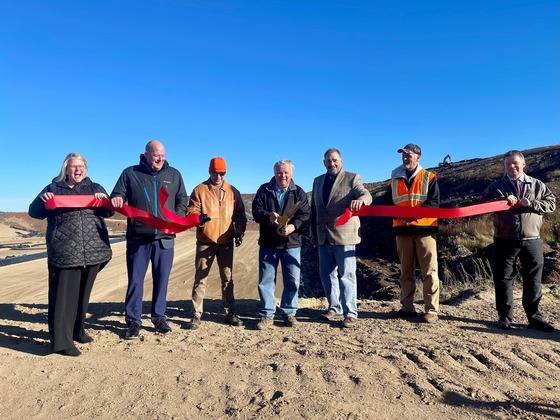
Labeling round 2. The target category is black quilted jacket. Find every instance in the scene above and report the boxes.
[28,177,113,269]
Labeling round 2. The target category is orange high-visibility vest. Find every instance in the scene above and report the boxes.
[390,169,438,228]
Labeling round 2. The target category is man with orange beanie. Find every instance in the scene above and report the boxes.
[185,157,247,329]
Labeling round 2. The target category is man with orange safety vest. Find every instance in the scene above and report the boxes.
[384,143,441,323]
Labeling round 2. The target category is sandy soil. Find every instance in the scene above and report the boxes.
[1,225,559,419]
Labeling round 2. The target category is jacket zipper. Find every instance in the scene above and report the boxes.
[153,175,159,235]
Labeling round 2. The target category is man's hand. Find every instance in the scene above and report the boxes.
[506,194,523,208]
[199,213,211,226]
[280,224,295,237]
[111,196,124,208]
[349,199,364,212]
[269,212,280,223]
[234,233,243,247]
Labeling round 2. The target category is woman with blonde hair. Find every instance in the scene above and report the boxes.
[29,152,113,356]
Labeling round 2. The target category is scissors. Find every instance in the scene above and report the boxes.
[276,201,301,235]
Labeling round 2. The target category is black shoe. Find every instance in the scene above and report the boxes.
[225,313,243,327]
[125,324,141,340]
[529,319,556,332]
[75,334,94,344]
[187,316,201,330]
[497,318,511,330]
[154,318,172,334]
[392,309,417,319]
[55,346,81,357]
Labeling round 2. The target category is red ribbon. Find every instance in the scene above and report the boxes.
[334,200,511,228]
[45,189,200,234]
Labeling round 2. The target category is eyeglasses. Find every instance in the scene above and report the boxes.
[211,172,226,177]
[68,165,86,170]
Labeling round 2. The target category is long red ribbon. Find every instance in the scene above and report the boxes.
[334,200,511,228]
[45,190,200,234]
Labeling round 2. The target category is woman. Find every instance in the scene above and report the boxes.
[29,152,113,356]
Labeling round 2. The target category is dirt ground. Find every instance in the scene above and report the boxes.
[1,223,559,419]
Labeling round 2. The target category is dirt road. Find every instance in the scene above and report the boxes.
[1,226,559,419]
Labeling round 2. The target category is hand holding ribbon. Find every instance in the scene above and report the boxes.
[45,188,200,234]
[334,200,511,228]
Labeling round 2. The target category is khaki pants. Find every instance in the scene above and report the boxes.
[396,234,440,314]
[191,241,235,317]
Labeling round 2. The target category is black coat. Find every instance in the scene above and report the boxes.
[252,177,310,249]
[110,154,189,241]
[28,177,113,269]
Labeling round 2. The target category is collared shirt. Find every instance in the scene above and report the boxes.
[508,174,526,183]
[275,184,287,209]
[508,174,525,197]
[214,184,222,205]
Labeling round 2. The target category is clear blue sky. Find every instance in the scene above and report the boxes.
[1,1,559,211]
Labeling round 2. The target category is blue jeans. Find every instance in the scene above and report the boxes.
[125,238,174,326]
[258,247,301,318]
[318,244,358,318]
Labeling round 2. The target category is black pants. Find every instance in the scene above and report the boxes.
[492,237,544,323]
[48,264,101,352]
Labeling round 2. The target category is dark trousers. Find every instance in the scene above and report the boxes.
[492,237,544,323]
[48,264,100,352]
[125,239,174,326]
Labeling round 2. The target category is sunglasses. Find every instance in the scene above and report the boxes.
[211,172,226,177]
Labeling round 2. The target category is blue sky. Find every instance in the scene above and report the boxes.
[1,0,558,211]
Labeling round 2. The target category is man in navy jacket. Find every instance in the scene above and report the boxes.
[111,140,189,340]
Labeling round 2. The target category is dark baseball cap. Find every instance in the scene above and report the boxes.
[397,143,421,155]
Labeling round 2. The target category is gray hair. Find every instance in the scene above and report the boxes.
[55,152,88,182]
[274,159,294,173]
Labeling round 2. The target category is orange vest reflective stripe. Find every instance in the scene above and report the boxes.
[390,169,438,228]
